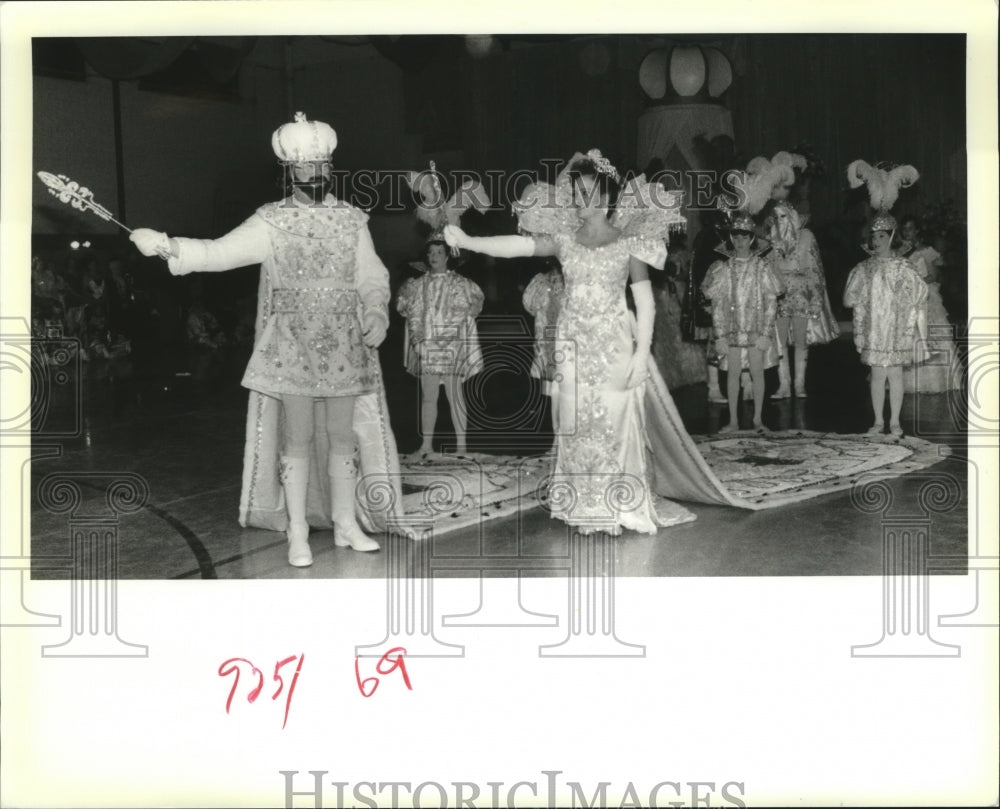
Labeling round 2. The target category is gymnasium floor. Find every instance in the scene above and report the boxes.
[28,323,969,580]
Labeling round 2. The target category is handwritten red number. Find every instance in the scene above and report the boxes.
[272,654,304,729]
[354,655,380,697]
[356,647,411,697]
[218,658,264,714]
[219,655,302,728]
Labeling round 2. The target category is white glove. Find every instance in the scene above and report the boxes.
[626,280,655,388]
[362,310,388,348]
[442,225,467,251]
[625,347,650,388]
[130,229,171,259]
[443,226,534,259]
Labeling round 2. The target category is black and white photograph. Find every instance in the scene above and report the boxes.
[2,1,997,807]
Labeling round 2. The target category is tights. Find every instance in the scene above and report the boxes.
[776,316,808,350]
[419,374,467,454]
[869,366,904,429]
[280,394,356,458]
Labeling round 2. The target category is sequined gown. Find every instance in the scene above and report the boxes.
[548,233,744,534]
[843,255,928,367]
[166,194,402,533]
[397,270,484,380]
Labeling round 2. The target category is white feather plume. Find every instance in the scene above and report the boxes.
[772,151,808,172]
[846,159,919,210]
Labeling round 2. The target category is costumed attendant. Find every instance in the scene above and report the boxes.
[701,210,784,433]
[130,112,402,567]
[766,200,840,397]
[522,258,565,435]
[843,160,927,437]
[726,154,802,404]
[446,149,699,535]
[397,238,485,457]
[899,216,958,393]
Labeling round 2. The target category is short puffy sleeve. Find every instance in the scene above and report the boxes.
[763,260,785,297]
[627,236,667,270]
[396,277,418,317]
[513,182,579,237]
[522,272,549,315]
[843,263,866,308]
[701,260,727,299]
[460,276,485,317]
[611,177,687,241]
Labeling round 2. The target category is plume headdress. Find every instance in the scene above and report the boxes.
[846,159,920,233]
[407,161,490,254]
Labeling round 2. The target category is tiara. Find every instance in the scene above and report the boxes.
[586,149,620,183]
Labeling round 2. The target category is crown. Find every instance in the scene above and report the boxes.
[271,112,338,164]
[728,212,756,233]
[586,149,620,182]
[870,211,897,233]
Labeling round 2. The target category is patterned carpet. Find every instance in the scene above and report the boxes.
[692,430,951,509]
[398,431,952,535]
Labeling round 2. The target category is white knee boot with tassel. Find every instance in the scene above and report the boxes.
[280,455,313,567]
[329,453,380,552]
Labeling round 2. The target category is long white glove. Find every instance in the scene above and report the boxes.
[442,225,534,258]
[130,228,172,259]
[626,279,655,388]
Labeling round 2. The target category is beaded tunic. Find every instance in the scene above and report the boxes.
[768,229,840,344]
[396,270,484,379]
[168,196,390,397]
[701,254,784,373]
[844,255,928,367]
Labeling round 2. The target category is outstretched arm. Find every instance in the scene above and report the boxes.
[443,224,557,258]
[131,215,270,276]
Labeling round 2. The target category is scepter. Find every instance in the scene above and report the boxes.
[37,172,132,232]
[37,172,172,259]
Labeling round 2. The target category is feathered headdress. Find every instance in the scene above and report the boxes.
[846,159,920,231]
[736,154,799,214]
[407,161,490,232]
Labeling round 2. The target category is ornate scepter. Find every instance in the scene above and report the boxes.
[37,172,172,259]
[37,172,132,232]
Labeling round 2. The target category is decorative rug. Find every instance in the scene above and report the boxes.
[691,430,951,509]
[398,432,952,535]
[398,451,552,537]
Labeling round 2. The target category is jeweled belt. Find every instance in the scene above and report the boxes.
[271,287,358,314]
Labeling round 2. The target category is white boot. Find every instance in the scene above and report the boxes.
[329,453,380,552]
[771,356,791,399]
[280,455,312,567]
[741,370,753,401]
[707,364,727,403]
[794,348,808,398]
